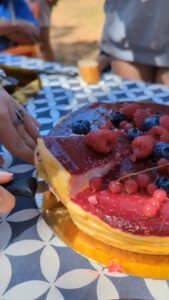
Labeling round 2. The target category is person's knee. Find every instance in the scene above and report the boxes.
[111,59,155,83]
[156,68,169,86]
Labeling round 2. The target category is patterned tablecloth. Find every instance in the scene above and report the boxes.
[1,53,169,300]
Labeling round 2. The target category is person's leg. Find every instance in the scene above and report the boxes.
[38,0,55,61]
[97,52,111,73]
[39,27,55,61]
[155,67,169,86]
[111,59,156,83]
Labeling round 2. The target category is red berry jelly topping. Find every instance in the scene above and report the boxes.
[71,182,169,236]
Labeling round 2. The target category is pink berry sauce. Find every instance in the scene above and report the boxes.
[71,180,169,236]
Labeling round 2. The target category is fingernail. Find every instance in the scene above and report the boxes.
[0,171,13,184]
[0,171,13,176]
[36,120,41,127]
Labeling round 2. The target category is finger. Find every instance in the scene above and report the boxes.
[0,113,34,163]
[9,101,40,142]
[0,186,15,213]
[22,112,40,141]
[31,117,41,127]
[0,171,13,184]
[0,156,4,166]
[16,123,36,150]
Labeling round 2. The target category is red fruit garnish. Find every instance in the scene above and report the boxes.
[142,204,158,218]
[89,177,102,191]
[108,180,122,194]
[147,183,157,195]
[108,259,122,273]
[99,119,112,130]
[145,108,154,115]
[124,123,133,132]
[120,103,141,120]
[86,129,121,154]
[124,179,138,194]
[132,135,154,158]
[159,115,169,131]
[153,189,167,202]
[149,126,169,142]
[119,120,128,129]
[133,109,150,129]
[136,173,151,188]
[88,195,98,205]
[157,158,169,169]
[148,198,161,210]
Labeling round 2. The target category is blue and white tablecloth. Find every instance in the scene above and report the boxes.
[1,53,169,300]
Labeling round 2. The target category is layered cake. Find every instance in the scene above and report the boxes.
[35,101,169,255]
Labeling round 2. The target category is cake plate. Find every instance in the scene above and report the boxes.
[35,181,169,279]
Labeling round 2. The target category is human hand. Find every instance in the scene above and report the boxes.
[0,171,15,213]
[4,20,39,45]
[0,86,40,164]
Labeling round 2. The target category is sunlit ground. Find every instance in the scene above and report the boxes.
[50,0,104,65]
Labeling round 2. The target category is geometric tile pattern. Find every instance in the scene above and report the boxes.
[0,53,169,300]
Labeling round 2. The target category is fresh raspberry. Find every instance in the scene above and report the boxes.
[145,108,154,115]
[160,133,169,143]
[136,173,151,188]
[86,129,121,153]
[148,198,161,210]
[147,183,157,195]
[142,204,158,218]
[99,119,112,130]
[108,180,122,193]
[159,115,169,131]
[124,179,138,194]
[149,126,169,142]
[130,154,137,162]
[120,103,141,120]
[124,123,133,132]
[133,109,149,129]
[153,189,167,202]
[157,158,169,169]
[132,135,154,158]
[89,177,102,191]
[119,120,128,129]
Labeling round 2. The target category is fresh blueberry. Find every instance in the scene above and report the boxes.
[155,113,161,119]
[156,177,169,192]
[72,120,91,135]
[144,115,159,131]
[153,142,169,159]
[127,128,141,139]
[110,111,125,126]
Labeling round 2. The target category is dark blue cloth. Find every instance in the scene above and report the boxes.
[0,0,38,50]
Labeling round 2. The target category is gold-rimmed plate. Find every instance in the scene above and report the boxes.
[35,182,169,279]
